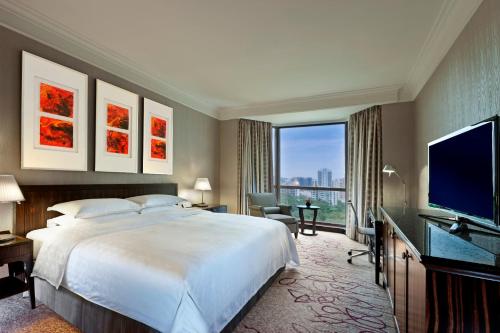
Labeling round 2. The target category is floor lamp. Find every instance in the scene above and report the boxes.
[382,164,407,208]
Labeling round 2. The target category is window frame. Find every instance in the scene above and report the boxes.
[273,121,348,232]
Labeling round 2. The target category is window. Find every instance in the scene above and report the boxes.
[273,123,347,226]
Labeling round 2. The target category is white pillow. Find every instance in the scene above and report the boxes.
[140,206,184,214]
[47,214,77,227]
[127,194,184,208]
[47,211,140,227]
[48,198,141,219]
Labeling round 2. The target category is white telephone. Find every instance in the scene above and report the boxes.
[179,201,192,208]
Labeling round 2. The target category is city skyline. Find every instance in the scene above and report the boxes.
[280,167,345,187]
[280,167,346,207]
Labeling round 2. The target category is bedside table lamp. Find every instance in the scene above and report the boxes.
[194,178,211,207]
[0,175,25,234]
[382,164,407,208]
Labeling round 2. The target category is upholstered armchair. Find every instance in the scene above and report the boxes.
[247,192,298,239]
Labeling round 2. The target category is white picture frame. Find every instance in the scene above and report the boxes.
[95,80,139,173]
[21,51,88,171]
[143,98,173,175]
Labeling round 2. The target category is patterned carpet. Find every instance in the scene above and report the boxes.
[234,232,395,333]
[0,293,80,333]
[0,232,394,333]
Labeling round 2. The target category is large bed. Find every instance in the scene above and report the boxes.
[16,184,299,333]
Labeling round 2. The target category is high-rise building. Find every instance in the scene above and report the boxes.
[331,177,346,205]
[317,168,332,187]
[316,168,333,203]
[296,177,313,187]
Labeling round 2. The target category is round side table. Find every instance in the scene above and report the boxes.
[297,205,320,236]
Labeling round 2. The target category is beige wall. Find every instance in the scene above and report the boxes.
[219,120,239,213]
[413,0,500,208]
[381,102,414,208]
[0,26,220,207]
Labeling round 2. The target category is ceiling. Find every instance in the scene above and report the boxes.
[0,0,482,123]
[247,104,373,126]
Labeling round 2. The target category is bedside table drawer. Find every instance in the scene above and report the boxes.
[0,241,32,264]
[0,235,35,309]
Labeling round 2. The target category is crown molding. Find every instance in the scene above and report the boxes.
[0,0,482,121]
[400,0,483,101]
[0,0,219,118]
[217,85,401,120]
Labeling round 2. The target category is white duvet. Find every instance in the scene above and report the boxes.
[30,208,299,333]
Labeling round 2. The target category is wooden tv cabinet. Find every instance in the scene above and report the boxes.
[380,207,500,333]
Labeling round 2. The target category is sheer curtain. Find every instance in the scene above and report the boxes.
[237,119,273,215]
[347,106,383,243]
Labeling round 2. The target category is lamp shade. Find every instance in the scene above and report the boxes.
[194,178,212,191]
[0,175,25,203]
[382,164,397,175]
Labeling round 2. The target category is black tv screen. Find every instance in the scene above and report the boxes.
[428,120,496,223]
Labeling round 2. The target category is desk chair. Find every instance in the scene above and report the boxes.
[347,200,376,263]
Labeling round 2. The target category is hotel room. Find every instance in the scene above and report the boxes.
[0,1,498,332]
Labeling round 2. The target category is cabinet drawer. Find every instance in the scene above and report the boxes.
[394,236,407,333]
[0,242,32,264]
[407,248,426,333]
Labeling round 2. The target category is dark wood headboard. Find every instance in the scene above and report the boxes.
[15,183,178,236]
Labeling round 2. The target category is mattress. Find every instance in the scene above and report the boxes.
[27,227,55,258]
[27,207,299,333]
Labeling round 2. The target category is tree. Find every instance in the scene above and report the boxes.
[280,192,346,224]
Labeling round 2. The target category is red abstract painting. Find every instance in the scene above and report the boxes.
[39,116,73,148]
[39,83,74,118]
[151,117,167,138]
[107,130,129,154]
[107,104,129,130]
[151,139,166,159]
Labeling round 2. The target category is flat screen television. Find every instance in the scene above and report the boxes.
[428,118,499,231]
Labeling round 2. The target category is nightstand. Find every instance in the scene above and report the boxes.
[202,204,228,213]
[0,232,35,309]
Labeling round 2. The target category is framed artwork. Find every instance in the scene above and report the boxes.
[21,51,88,170]
[95,80,139,173]
[143,98,173,175]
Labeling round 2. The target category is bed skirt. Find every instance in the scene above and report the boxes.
[35,266,284,333]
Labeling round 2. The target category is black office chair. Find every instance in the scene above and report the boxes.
[347,200,376,264]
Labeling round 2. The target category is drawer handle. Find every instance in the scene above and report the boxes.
[402,251,413,260]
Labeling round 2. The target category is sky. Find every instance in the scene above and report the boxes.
[276,124,345,179]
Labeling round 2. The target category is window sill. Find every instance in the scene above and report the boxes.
[301,221,345,234]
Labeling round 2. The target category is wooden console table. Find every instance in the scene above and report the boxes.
[380,207,499,333]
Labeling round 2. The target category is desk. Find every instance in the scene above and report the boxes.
[297,205,320,236]
[380,207,500,332]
